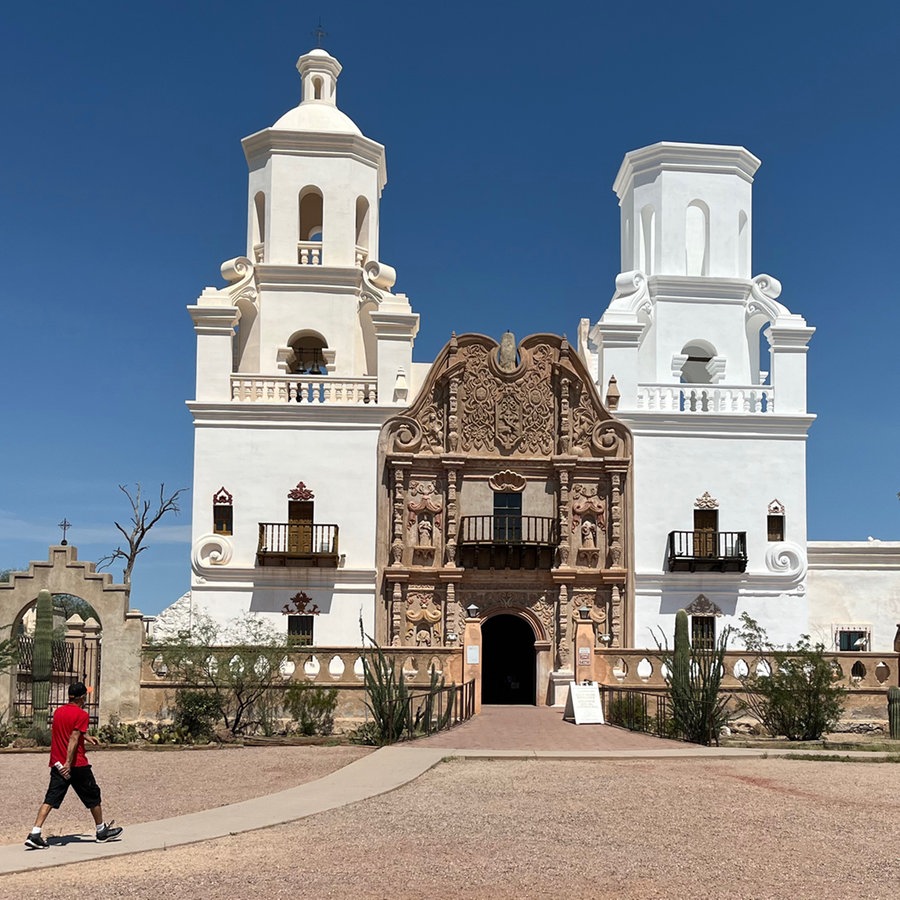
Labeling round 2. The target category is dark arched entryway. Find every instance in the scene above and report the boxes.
[481,614,536,705]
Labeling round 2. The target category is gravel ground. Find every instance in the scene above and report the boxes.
[0,745,370,845]
[3,755,899,899]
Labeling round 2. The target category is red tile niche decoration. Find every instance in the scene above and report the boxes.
[213,487,233,505]
[282,591,321,616]
[288,482,315,500]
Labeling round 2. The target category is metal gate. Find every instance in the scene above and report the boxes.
[14,630,101,726]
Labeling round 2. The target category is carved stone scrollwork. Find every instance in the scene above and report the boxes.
[695,491,719,510]
[608,473,623,568]
[591,422,627,458]
[406,587,442,647]
[684,594,723,617]
[488,470,526,492]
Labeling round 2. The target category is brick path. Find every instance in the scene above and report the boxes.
[412,704,687,750]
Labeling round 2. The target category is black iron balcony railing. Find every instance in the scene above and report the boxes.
[257,522,339,567]
[457,515,558,571]
[667,530,747,573]
[459,515,559,546]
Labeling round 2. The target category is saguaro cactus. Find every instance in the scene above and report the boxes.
[888,686,900,740]
[673,609,691,704]
[31,589,54,730]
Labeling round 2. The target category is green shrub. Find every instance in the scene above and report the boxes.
[26,723,52,746]
[284,682,338,735]
[95,716,140,745]
[737,613,845,741]
[174,690,221,742]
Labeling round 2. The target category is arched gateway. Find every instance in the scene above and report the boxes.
[0,545,144,724]
[481,612,537,704]
[378,332,634,706]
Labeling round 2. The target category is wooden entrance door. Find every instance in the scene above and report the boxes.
[693,509,718,558]
[288,501,314,554]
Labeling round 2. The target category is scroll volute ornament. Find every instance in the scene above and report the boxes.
[488,470,526,492]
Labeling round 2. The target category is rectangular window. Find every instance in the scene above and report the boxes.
[837,628,869,652]
[767,514,784,542]
[691,615,715,651]
[288,615,314,646]
[213,505,233,535]
[493,492,522,543]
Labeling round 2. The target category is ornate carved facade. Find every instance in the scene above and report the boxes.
[378,333,634,699]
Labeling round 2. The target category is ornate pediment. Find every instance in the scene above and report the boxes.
[684,594,723,616]
[381,333,631,460]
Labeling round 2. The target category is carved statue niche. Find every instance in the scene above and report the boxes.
[571,484,606,568]
[406,589,443,647]
[408,480,443,567]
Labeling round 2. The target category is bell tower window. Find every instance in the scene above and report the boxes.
[298,189,324,265]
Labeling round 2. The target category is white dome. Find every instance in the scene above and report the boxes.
[272,102,361,135]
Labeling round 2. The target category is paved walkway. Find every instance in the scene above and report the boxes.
[0,707,891,876]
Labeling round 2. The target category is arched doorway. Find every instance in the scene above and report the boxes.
[481,614,536,705]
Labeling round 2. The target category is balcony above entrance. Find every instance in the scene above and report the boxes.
[667,530,747,573]
[458,515,558,571]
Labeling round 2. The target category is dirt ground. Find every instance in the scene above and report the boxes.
[0,745,370,844]
[2,754,899,899]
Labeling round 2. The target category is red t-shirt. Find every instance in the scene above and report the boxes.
[49,703,90,768]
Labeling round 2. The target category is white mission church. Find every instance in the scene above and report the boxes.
[156,47,899,705]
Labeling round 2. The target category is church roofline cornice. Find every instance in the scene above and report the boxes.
[186,401,396,427]
[254,265,363,292]
[617,412,816,438]
[646,275,752,302]
[242,129,387,191]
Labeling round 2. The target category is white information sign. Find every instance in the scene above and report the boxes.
[563,681,605,725]
[466,645,480,665]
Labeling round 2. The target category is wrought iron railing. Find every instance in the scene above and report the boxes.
[397,679,476,740]
[257,523,339,558]
[459,515,558,546]
[667,530,747,572]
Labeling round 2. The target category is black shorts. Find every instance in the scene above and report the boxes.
[43,766,102,809]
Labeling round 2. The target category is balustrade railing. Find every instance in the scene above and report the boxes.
[597,649,898,692]
[637,383,774,414]
[231,375,377,405]
[297,241,322,265]
[144,645,464,689]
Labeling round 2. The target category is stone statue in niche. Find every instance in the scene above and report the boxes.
[581,520,597,549]
[417,516,433,547]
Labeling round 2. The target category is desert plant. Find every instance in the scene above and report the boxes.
[737,613,845,741]
[360,639,411,745]
[174,690,221,742]
[31,590,54,730]
[887,686,900,740]
[655,612,733,746]
[284,682,338,736]
[154,612,289,736]
[412,665,456,735]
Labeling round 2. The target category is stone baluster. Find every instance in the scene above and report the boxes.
[610,584,622,648]
[557,584,570,668]
[559,375,571,454]
[444,467,459,567]
[390,465,406,566]
[556,466,571,567]
[391,582,403,646]
[609,471,623,568]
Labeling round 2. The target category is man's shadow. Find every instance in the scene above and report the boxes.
[43,833,122,846]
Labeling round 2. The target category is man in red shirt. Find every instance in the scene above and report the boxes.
[25,681,123,849]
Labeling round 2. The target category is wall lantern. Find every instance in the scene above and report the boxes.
[578,604,591,621]
[466,603,480,619]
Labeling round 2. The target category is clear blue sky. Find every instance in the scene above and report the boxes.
[2,1,898,615]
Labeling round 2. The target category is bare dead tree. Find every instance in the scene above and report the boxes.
[98,483,188,587]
